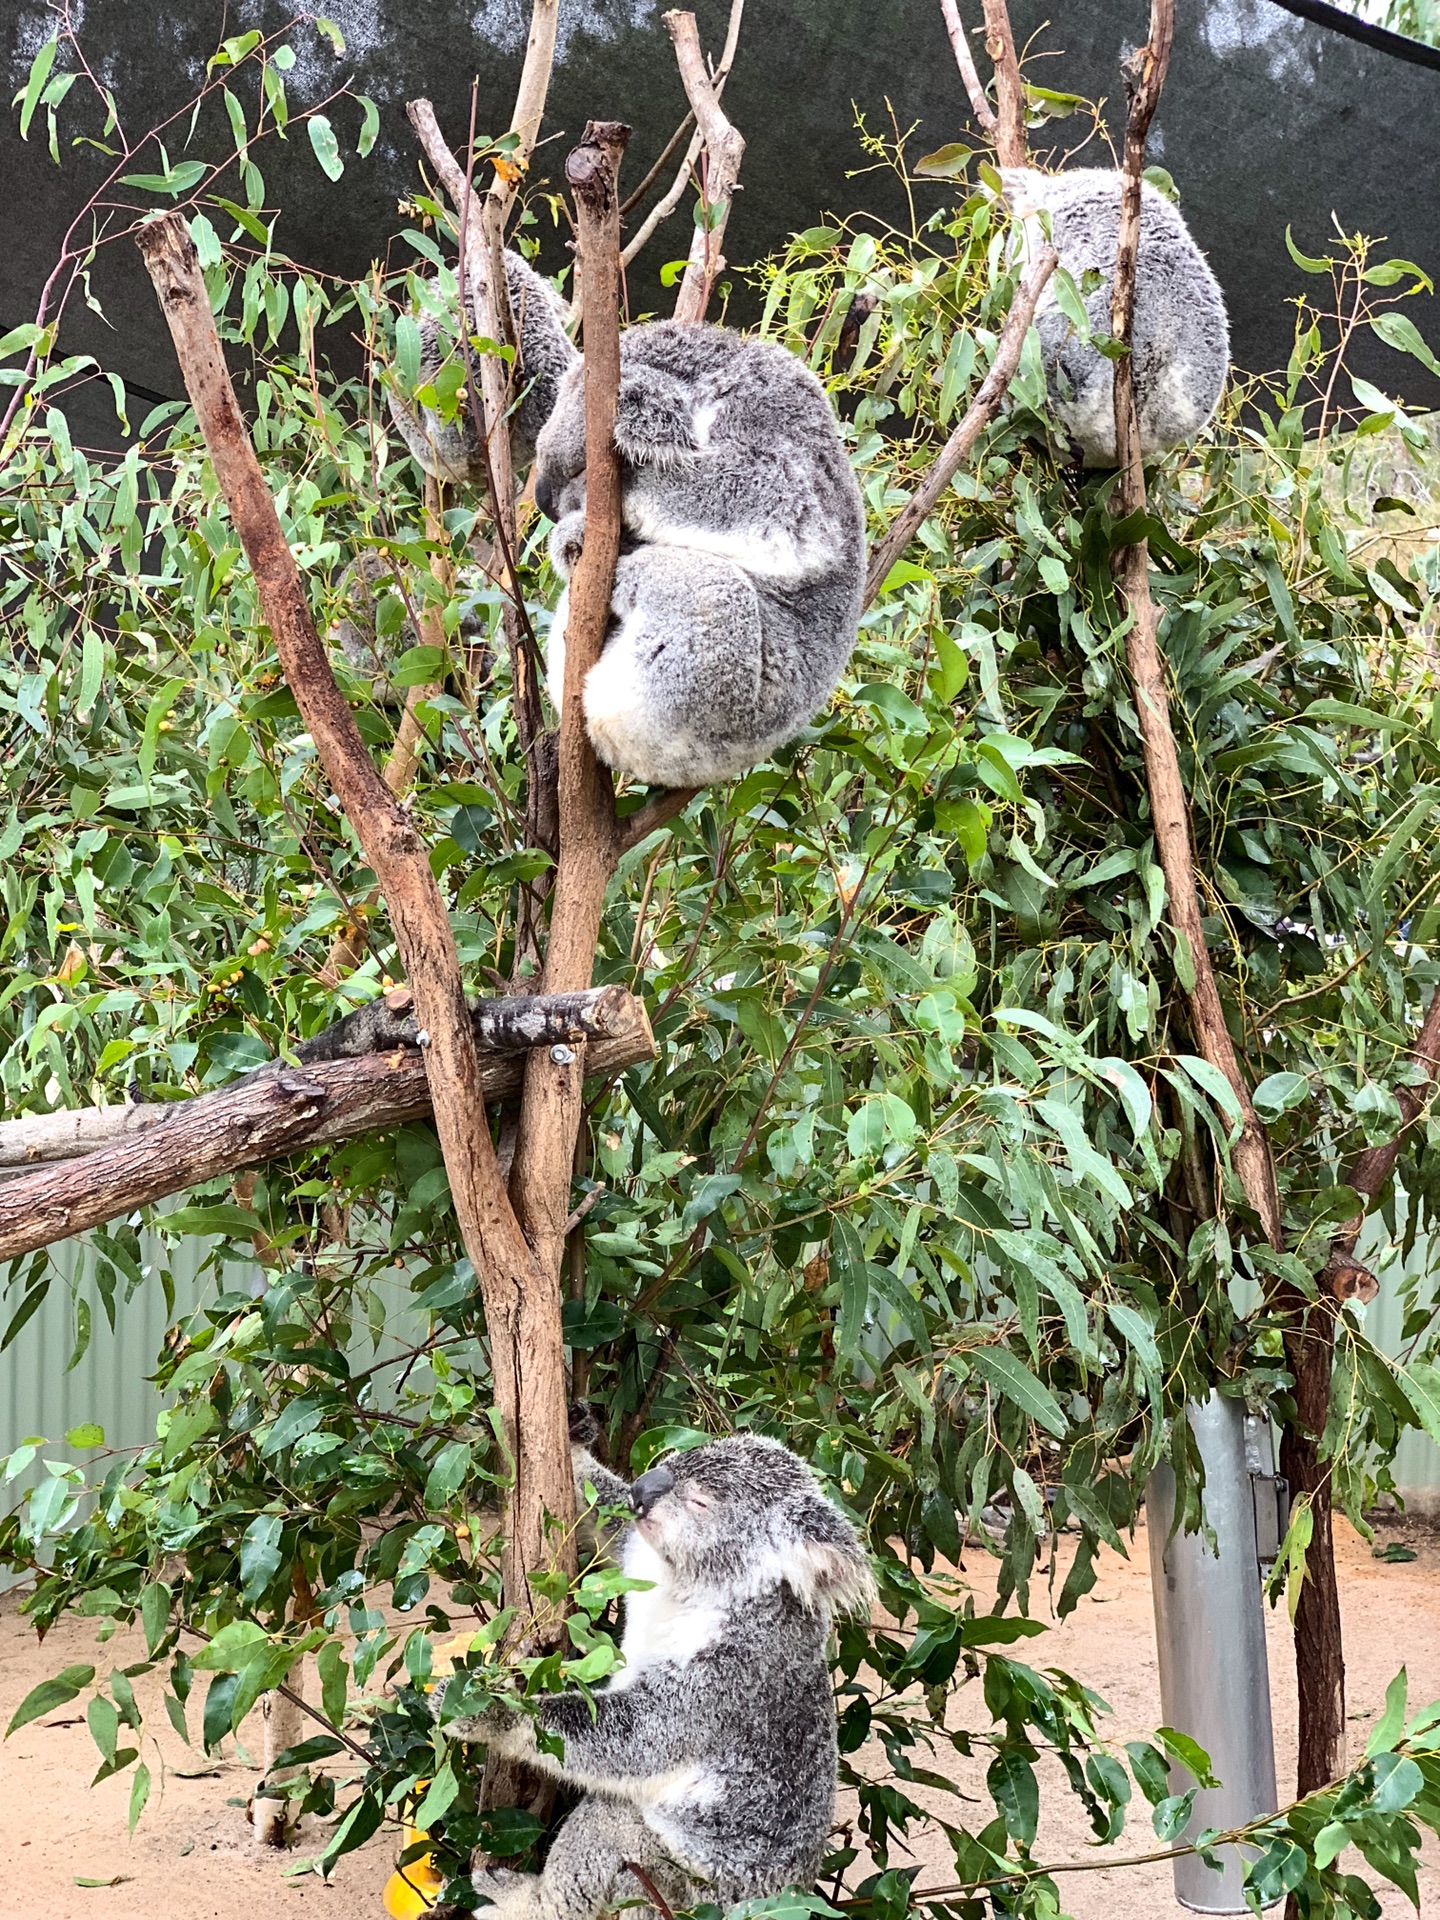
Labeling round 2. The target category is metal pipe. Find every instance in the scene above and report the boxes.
[1146,1393,1280,1912]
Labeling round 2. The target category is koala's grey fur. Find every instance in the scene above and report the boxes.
[1002,167,1230,468]
[440,1433,874,1920]
[387,251,579,485]
[536,324,866,789]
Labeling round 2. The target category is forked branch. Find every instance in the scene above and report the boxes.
[622,0,745,271]
[663,9,747,323]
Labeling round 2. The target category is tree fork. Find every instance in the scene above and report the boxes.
[136,213,574,1620]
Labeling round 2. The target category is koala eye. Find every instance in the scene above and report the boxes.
[681,1488,714,1511]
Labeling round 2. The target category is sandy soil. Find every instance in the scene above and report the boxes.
[2,1512,1436,1920]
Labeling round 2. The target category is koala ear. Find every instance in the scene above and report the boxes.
[785,1523,877,1618]
[997,167,1040,213]
[614,363,698,470]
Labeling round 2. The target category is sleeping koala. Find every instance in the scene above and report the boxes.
[1002,167,1230,467]
[387,250,579,485]
[438,1433,874,1920]
[534,324,867,789]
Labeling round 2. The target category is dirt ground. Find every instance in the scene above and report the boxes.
[2,1513,1436,1920]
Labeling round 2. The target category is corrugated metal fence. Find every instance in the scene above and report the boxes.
[4,1223,1440,1553]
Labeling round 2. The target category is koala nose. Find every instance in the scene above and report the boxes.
[533,470,556,520]
[628,1465,675,1518]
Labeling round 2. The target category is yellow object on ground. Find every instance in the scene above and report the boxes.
[382,1634,478,1917]
[383,1841,446,1919]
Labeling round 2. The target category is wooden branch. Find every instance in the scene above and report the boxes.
[617,786,700,856]
[939,0,1000,143]
[862,244,1057,607]
[509,122,630,1290]
[0,988,648,1172]
[0,998,655,1260]
[136,211,569,1619]
[663,10,747,324]
[981,0,1028,168]
[621,0,744,270]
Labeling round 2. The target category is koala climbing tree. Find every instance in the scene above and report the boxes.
[1000,166,1230,467]
[438,1435,874,1920]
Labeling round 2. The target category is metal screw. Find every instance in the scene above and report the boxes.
[414,1028,431,1048]
[550,1043,576,1065]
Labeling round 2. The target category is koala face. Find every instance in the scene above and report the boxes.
[625,1434,873,1616]
[533,361,588,520]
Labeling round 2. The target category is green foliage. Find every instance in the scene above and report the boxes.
[6,46,1440,1920]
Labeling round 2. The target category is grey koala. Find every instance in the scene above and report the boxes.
[387,251,579,485]
[534,324,867,790]
[439,1432,875,1920]
[1002,167,1230,468]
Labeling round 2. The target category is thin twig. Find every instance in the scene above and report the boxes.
[620,111,696,218]
[862,244,1057,604]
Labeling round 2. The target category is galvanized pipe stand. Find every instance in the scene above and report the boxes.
[1146,1393,1285,1912]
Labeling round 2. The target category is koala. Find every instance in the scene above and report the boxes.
[534,324,867,789]
[387,250,579,485]
[439,1433,874,1920]
[1002,167,1230,468]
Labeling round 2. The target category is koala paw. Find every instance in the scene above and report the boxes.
[470,1867,535,1920]
[568,1400,602,1449]
[549,510,586,578]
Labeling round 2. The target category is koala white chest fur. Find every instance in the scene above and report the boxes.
[439,1433,874,1920]
[1003,166,1230,467]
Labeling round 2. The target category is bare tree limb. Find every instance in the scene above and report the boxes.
[980,0,1028,168]
[663,10,747,324]
[509,122,630,1290]
[621,0,745,270]
[862,244,1057,606]
[939,0,1001,143]
[136,211,571,1619]
[0,996,654,1259]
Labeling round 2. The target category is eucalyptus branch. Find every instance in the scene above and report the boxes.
[663,9,747,323]
[620,0,745,270]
